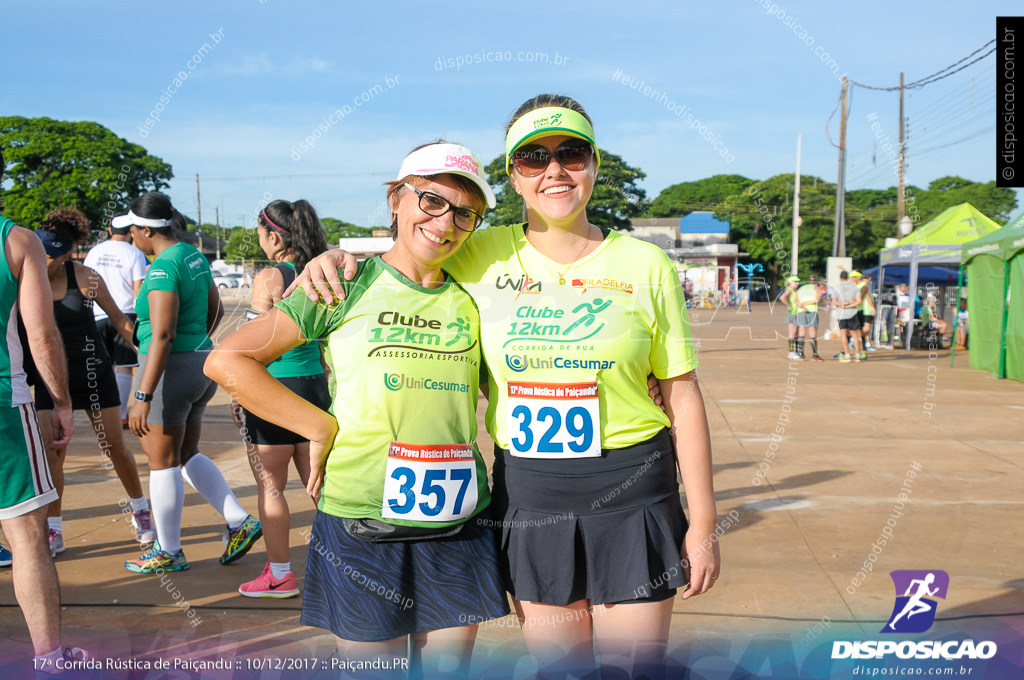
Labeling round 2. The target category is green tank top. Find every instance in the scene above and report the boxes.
[0,216,31,407]
[858,282,876,315]
[266,262,324,379]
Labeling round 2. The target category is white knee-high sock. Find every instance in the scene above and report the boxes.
[115,372,134,420]
[149,468,184,554]
[181,453,249,528]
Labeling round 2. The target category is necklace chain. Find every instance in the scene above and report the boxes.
[527,225,594,285]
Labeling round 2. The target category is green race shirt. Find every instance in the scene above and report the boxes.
[135,242,213,354]
[445,224,698,451]
[276,257,488,527]
[266,263,324,379]
[785,287,800,314]
[796,283,818,312]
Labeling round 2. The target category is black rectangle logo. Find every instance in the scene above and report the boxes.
[997,16,1024,187]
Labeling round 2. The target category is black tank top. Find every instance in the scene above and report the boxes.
[55,261,112,385]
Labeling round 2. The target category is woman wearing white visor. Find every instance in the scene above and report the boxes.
[206,142,509,677]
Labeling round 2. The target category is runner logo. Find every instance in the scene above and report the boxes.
[882,570,949,634]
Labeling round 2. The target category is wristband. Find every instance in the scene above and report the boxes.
[134,391,153,403]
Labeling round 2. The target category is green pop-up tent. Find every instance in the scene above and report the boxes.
[960,214,1024,382]
[879,203,1003,349]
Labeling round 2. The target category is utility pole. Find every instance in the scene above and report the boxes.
[832,77,849,257]
[195,174,203,255]
[215,206,221,260]
[897,71,906,232]
[791,134,801,276]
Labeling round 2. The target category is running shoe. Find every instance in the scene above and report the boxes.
[34,647,91,676]
[810,355,823,362]
[866,345,878,352]
[130,509,156,544]
[48,530,65,557]
[124,544,189,573]
[860,352,868,361]
[238,562,300,598]
[220,515,262,565]
[837,353,852,363]
[0,543,12,567]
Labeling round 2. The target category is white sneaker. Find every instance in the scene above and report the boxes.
[130,509,156,544]
[48,530,65,557]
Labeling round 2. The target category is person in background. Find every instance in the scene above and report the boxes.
[955,299,969,350]
[0,145,90,670]
[779,276,800,359]
[233,199,330,599]
[30,208,153,557]
[853,272,876,353]
[84,214,149,427]
[122,192,261,574]
[920,292,950,342]
[795,278,823,361]
[833,270,863,362]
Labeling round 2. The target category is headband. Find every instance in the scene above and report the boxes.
[125,210,171,229]
[262,209,289,233]
[505,106,601,175]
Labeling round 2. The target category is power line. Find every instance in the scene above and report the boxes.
[848,40,995,91]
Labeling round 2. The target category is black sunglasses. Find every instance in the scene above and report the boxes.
[511,140,594,177]
[403,183,484,232]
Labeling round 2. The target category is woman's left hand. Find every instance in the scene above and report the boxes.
[647,374,664,411]
[680,525,721,600]
[129,400,151,437]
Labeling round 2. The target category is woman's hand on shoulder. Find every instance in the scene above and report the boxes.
[285,249,358,304]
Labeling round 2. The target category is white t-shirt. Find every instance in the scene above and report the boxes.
[83,239,149,319]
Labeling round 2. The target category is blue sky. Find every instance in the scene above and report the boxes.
[2,1,1019,228]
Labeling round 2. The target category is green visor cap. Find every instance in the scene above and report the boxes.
[505,106,601,175]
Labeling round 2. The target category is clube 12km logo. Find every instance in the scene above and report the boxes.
[832,570,997,661]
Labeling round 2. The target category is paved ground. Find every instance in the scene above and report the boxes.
[2,293,1022,677]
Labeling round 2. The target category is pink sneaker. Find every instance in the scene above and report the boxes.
[238,562,299,599]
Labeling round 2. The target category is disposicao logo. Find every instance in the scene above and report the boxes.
[831,569,998,661]
[882,569,948,634]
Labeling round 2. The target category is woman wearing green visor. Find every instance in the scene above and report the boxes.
[295,95,721,676]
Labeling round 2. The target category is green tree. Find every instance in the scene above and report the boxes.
[483,149,647,231]
[0,116,172,235]
[649,174,756,217]
[717,174,838,288]
[321,217,372,244]
[224,227,265,262]
[913,176,1017,224]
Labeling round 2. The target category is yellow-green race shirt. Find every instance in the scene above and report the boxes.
[276,257,488,527]
[445,224,698,451]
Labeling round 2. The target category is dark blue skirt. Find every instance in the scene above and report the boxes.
[300,509,510,642]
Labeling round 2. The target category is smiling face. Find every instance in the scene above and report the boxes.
[389,174,482,273]
[509,134,596,226]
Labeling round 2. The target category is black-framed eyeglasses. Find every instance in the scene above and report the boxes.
[403,183,484,232]
[510,140,594,177]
